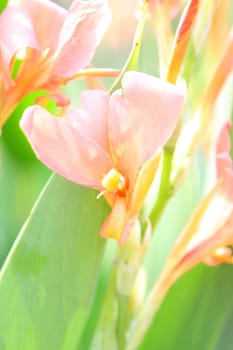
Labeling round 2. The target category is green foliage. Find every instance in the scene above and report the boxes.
[2,91,48,162]
[139,264,233,350]
[0,175,109,350]
[0,0,7,13]
[1,1,233,349]
[0,139,50,266]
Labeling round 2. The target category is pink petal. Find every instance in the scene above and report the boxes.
[20,106,112,189]
[216,122,233,198]
[104,0,137,48]
[12,0,66,52]
[182,210,233,272]
[0,7,38,66]
[67,90,111,154]
[52,0,111,78]
[109,71,184,181]
[217,121,231,154]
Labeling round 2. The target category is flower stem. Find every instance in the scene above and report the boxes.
[150,147,174,232]
[64,68,121,83]
[109,1,149,94]
[126,273,174,350]
[116,294,132,350]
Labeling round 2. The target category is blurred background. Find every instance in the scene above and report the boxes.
[52,0,71,6]
[1,2,233,350]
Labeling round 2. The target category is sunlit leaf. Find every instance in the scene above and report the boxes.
[0,0,7,13]
[139,264,233,350]
[0,174,109,349]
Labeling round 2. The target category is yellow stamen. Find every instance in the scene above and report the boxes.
[101,168,126,194]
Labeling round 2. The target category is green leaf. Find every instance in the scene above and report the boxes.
[139,151,233,349]
[3,90,48,162]
[0,0,7,13]
[0,174,109,350]
[139,264,233,350]
[144,152,206,289]
[0,138,50,266]
[109,1,148,94]
[78,240,117,350]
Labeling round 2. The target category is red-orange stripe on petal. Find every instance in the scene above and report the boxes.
[202,32,233,119]
[166,0,199,83]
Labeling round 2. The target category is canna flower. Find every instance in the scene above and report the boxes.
[186,122,233,268]
[129,123,233,349]
[160,122,233,286]
[20,71,184,244]
[0,0,111,127]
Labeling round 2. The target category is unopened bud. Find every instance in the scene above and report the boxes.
[129,267,147,315]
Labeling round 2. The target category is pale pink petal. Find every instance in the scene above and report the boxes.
[104,0,137,48]
[186,191,233,250]
[20,106,112,189]
[11,0,66,52]
[181,212,233,272]
[52,0,111,78]
[0,7,38,66]
[216,122,233,198]
[217,121,231,154]
[109,71,184,180]
[217,154,233,191]
[67,90,111,153]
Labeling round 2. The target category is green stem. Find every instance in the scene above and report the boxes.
[126,273,174,350]
[109,1,148,94]
[150,147,174,231]
[90,266,119,349]
[116,294,131,350]
[90,245,141,350]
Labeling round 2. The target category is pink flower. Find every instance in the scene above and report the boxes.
[160,123,233,284]
[143,124,233,315]
[0,0,111,126]
[185,122,233,267]
[216,122,233,197]
[20,71,184,244]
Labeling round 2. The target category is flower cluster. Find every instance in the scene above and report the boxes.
[1,0,233,348]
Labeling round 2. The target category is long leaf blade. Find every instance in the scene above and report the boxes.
[0,174,109,350]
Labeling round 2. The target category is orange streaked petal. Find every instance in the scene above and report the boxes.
[129,152,161,216]
[165,182,221,269]
[100,196,127,242]
[109,71,184,181]
[165,0,199,83]
[202,32,233,121]
[150,2,174,74]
